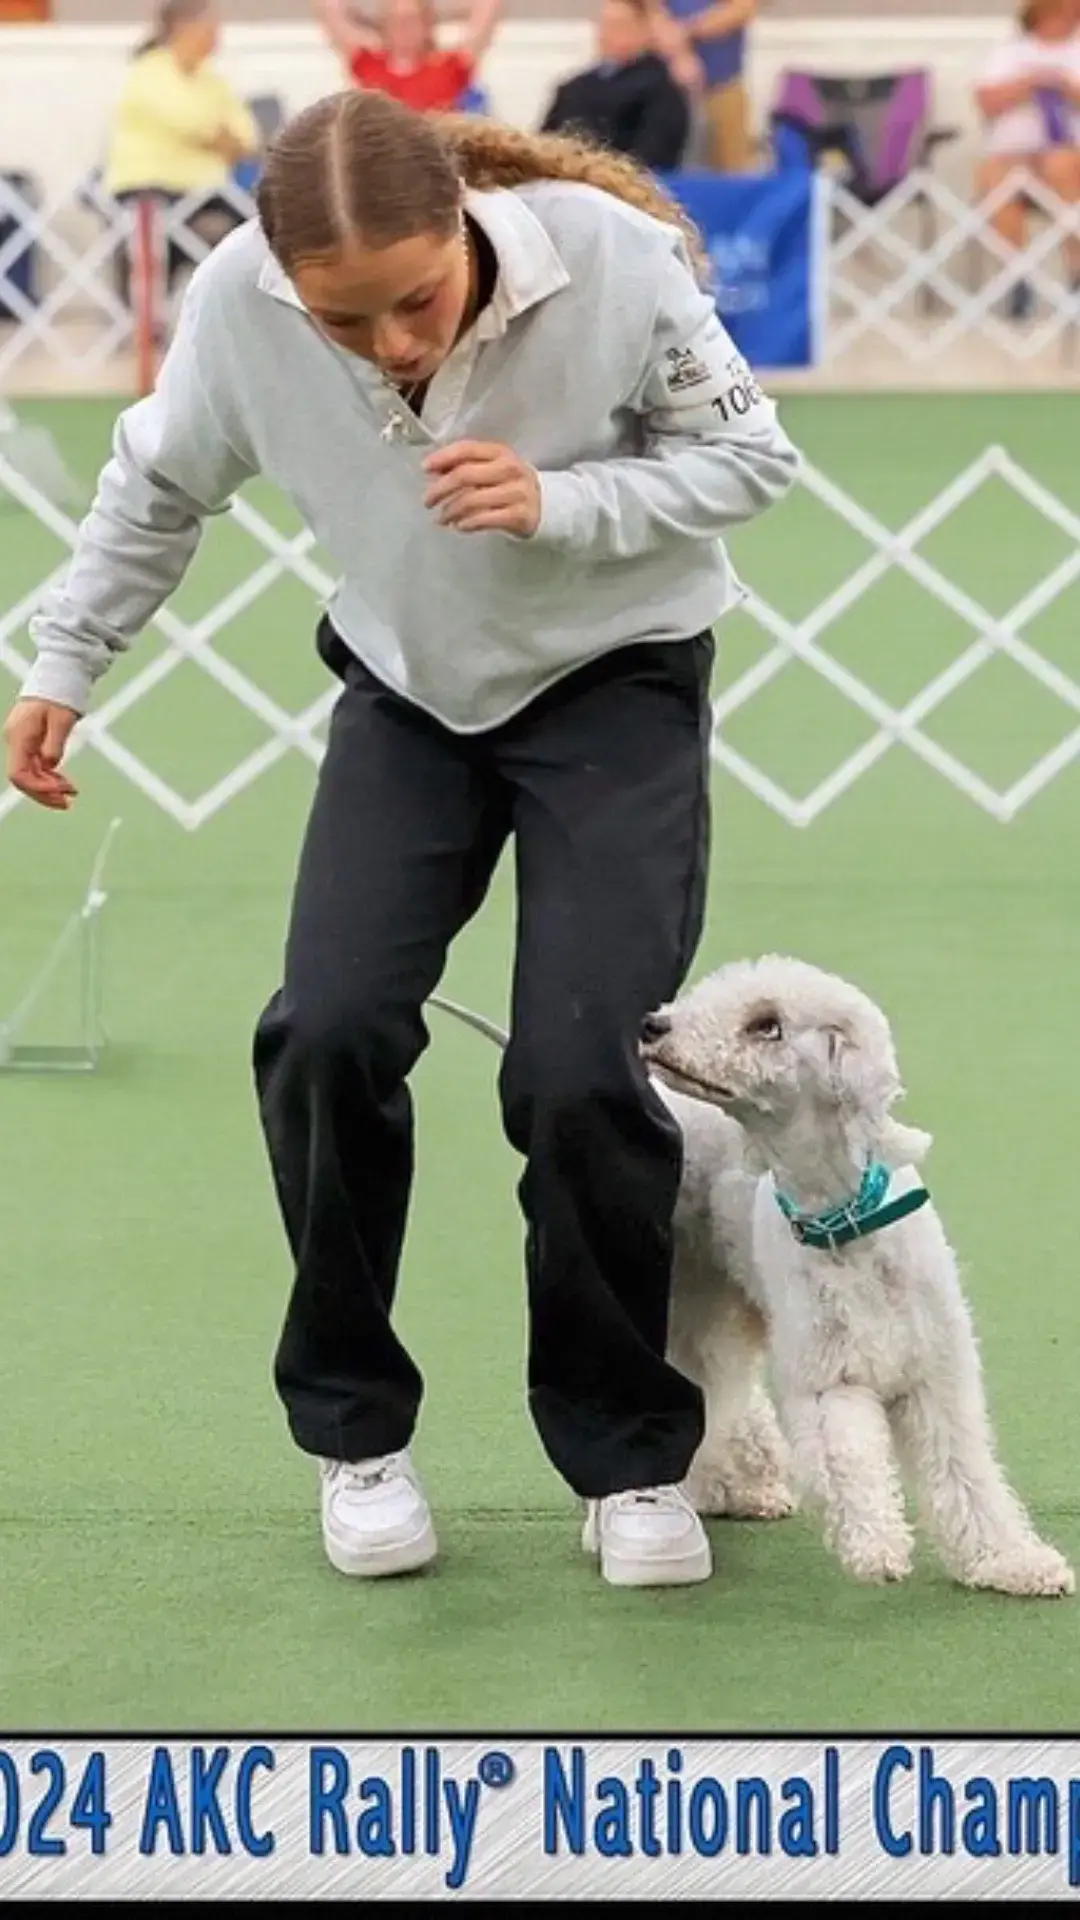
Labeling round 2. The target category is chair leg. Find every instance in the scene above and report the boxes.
[915,189,936,315]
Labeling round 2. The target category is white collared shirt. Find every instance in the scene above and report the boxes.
[24,182,801,730]
[978,31,1080,154]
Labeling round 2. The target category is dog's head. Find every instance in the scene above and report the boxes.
[642,956,931,1166]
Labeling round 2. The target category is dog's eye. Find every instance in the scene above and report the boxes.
[746,1012,783,1041]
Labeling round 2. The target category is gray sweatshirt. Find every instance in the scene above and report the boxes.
[22,178,801,730]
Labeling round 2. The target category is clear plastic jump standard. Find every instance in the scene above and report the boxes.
[0,816,122,1073]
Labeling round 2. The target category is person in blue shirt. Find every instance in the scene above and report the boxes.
[652,0,758,173]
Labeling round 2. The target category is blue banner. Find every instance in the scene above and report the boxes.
[661,169,823,370]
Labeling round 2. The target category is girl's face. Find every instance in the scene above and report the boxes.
[292,225,472,383]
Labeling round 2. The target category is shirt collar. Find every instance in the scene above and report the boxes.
[462,186,570,338]
[254,186,571,337]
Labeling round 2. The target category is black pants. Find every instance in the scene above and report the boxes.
[253,620,714,1499]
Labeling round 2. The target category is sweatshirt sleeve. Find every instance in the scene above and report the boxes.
[20,276,256,715]
[531,236,801,559]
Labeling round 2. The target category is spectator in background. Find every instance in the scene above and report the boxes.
[974,0,1080,317]
[105,1,259,203]
[313,0,504,113]
[540,0,692,174]
[651,0,757,173]
[104,0,260,311]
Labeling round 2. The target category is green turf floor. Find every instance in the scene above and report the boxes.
[1,395,1079,1733]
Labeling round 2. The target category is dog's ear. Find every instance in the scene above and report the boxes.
[822,1025,931,1165]
[877,1117,933,1167]
[820,1022,902,1120]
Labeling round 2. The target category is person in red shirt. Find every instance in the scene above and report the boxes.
[313,0,504,113]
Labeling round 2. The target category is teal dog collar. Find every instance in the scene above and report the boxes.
[774,1160,930,1252]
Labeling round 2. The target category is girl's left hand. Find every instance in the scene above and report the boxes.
[423,441,541,537]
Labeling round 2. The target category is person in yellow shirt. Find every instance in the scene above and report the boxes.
[104,0,261,318]
[105,0,260,199]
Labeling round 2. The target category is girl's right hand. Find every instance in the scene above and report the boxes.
[2,698,80,810]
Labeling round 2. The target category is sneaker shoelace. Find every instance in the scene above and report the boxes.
[329,1455,407,1495]
[605,1485,690,1515]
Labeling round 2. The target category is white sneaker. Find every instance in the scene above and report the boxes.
[319,1451,437,1577]
[582,1484,712,1587]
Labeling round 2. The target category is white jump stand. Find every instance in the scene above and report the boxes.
[0,815,122,1073]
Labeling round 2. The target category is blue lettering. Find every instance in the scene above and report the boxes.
[357,1777,395,1858]
[736,1777,771,1855]
[444,1779,480,1892]
[961,1778,1000,1860]
[71,1753,112,1857]
[401,1747,416,1854]
[874,1744,913,1858]
[688,1780,727,1857]
[1008,1778,1059,1856]
[543,1747,584,1855]
[1068,1780,1080,1887]
[309,1747,349,1855]
[190,1747,231,1856]
[139,1748,185,1856]
[778,1775,817,1858]
[235,1748,274,1858]
[424,1749,439,1856]
[594,1778,632,1858]
[0,1756,18,1857]
[638,1761,662,1858]
[918,1747,955,1856]
[27,1751,65,1857]
[824,1747,840,1854]
[665,1749,683,1855]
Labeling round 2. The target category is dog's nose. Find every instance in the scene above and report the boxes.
[640,1013,671,1045]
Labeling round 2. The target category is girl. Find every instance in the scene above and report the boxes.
[4,92,799,1588]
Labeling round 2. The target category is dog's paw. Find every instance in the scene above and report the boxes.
[960,1544,1076,1599]
[681,1468,732,1517]
[684,1467,797,1520]
[837,1536,914,1585]
[725,1479,799,1521]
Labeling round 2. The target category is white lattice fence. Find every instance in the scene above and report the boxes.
[0,454,338,832]
[0,177,258,387]
[2,443,1079,830]
[2,171,1080,387]
[828,168,1080,367]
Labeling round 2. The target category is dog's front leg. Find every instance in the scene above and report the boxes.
[782,1383,914,1584]
[670,1286,796,1519]
[889,1381,1074,1598]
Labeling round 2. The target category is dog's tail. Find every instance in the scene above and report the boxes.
[428,993,509,1050]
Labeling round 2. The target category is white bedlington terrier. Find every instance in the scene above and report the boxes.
[645,955,1074,1598]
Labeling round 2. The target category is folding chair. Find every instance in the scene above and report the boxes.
[768,70,959,313]
[768,69,957,210]
[233,93,286,192]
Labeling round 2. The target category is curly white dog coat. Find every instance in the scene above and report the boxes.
[648,956,1074,1598]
